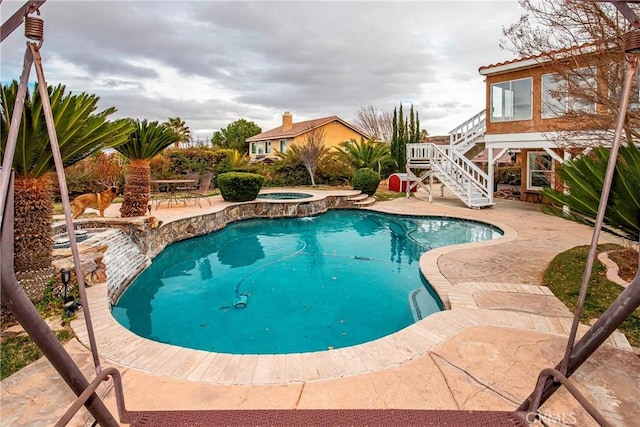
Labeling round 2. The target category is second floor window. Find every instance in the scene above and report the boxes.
[610,63,640,112]
[491,77,532,122]
[542,67,597,118]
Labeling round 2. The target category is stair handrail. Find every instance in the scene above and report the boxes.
[449,109,486,153]
[406,142,491,206]
[430,144,491,202]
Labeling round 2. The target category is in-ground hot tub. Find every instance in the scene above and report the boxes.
[256,192,313,200]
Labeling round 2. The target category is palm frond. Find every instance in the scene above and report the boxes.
[542,144,640,240]
[115,119,177,160]
[1,80,133,179]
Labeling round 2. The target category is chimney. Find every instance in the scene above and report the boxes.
[282,111,293,131]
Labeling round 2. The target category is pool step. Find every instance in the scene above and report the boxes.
[353,197,376,207]
[346,193,368,202]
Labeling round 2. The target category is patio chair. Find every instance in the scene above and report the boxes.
[149,178,164,210]
[176,171,200,192]
[188,172,213,207]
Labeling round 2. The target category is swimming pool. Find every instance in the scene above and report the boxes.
[112,210,502,354]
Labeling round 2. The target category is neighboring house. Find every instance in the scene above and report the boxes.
[406,47,638,208]
[246,112,370,163]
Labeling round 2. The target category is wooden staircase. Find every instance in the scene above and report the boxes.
[405,110,493,209]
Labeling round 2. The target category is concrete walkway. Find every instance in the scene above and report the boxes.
[1,189,638,426]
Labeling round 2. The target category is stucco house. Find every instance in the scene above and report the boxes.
[406,46,639,208]
[246,112,370,163]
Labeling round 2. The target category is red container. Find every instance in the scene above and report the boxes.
[388,173,416,192]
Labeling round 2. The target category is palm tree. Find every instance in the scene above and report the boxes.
[164,117,191,148]
[336,138,396,175]
[0,81,133,298]
[216,149,249,168]
[116,120,178,217]
[542,144,640,240]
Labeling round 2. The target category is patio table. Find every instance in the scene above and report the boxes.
[150,179,196,209]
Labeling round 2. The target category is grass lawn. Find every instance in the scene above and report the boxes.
[1,329,73,380]
[374,190,409,202]
[543,244,639,347]
[1,282,75,380]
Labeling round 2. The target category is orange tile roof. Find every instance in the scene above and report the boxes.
[246,115,369,142]
[478,43,599,75]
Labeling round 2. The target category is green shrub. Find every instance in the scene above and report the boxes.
[317,153,352,186]
[217,172,265,202]
[266,159,311,187]
[352,168,381,196]
[165,147,221,174]
[61,152,124,199]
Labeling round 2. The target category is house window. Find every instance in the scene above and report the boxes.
[491,77,532,122]
[280,139,287,153]
[256,142,264,154]
[527,151,553,190]
[610,64,639,112]
[265,141,271,154]
[251,142,256,154]
[542,67,597,118]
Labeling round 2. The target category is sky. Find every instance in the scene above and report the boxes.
[1,0,526,141]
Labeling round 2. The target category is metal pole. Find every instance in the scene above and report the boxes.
[520,52,639,413]
[0,45,34,228]
[559,53,638,375]
[0,174,118,427]
[519,272,640,412]
[29,41,103,374]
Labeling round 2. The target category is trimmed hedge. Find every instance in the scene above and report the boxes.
[352,168,380,196]
[217,172,265,202]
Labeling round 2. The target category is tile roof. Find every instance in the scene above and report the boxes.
[478,43,599,75]
[246,115,369,142]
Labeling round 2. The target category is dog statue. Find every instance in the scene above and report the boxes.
[70,187,120,219]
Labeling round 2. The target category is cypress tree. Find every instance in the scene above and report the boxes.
[409,104,416,144]
[398,104,405,144]
[391,107,398,168]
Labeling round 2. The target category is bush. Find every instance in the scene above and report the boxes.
[217,172,265,202]
[352,168,380,196]
[60,152,125,200]
[265,159,311,187]
[165,147,221,174]
[317,153,352,186]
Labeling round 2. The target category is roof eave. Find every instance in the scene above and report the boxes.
[479,57,546,76]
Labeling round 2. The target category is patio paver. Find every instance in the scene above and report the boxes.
[1,188,637,426]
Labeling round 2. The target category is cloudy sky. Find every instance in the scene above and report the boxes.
[1,0,526,141]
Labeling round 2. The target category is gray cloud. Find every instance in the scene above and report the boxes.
[1,0,524,137]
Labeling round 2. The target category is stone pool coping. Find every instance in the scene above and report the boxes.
[70,190,633,385]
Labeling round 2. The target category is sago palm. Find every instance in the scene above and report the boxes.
[116,120,178,217]
[336,138,396,175]
[542,143,640,240]
[0,80,133,299]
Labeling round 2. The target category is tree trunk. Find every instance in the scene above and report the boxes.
[120,159,150,217]
[13,175,55,302]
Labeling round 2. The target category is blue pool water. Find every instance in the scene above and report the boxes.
[112,210,502,354]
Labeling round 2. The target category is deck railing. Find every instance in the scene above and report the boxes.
[449,109,486,154]
[406,143,491,206]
